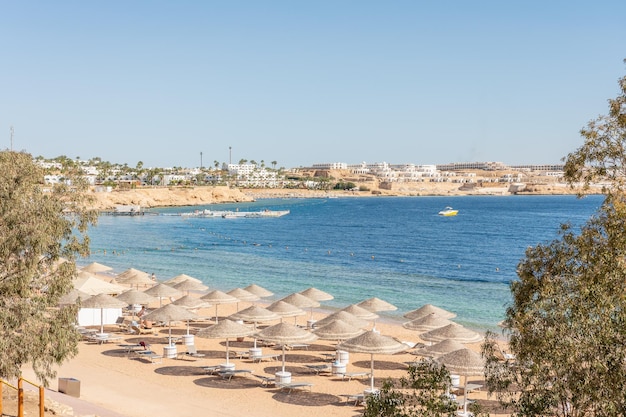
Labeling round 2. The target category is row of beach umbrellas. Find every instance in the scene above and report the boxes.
[68,263,487,401]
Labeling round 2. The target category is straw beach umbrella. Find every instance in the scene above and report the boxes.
[402,313,454,332]
[312,319,365,341]
[229,305,280,350]
[196,319,255,369]
[173,279,209,295]
[255,322,318,375]
[337,330,407,393]
[59,288,89,306]
[420,323,484,344]
[143,283,182,307]
[81,293,128,335]
[415,339,466,358]
[357,297,398,313]
[341,304,380,321]
[164,273,204,286]
[115,289,156,319]
[266,300,306,322]
[142,303,199,345]
[80,262,113,274]
[242,284,274,298]
[200,290,238,323]
[404,304,457,320]
[436,348,485,416]
[315,310,368,329]
[73,275,126,296]
[172,294,210,310]
[227,288,260,311]
[299,287,333,302]
[116,268,152,288]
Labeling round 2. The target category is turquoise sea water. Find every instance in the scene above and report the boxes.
[81,194,603,333]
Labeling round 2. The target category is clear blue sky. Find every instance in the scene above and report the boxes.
[1,1,625,169]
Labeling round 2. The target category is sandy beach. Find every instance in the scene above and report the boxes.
[15,287,508,417]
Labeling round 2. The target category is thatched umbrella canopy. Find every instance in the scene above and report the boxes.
[227,288,260,311]
[172,295,210,310]
[242,284,274,298]
[142,303,199,344]
[255,322,318,373]
[315,310,368,329]
[143,283,182,307]
[357,297,398,312]
[59,288,90,306]
[312,319,365,341]
[80,262,113,274]
[415,339,466,358]
[420,323,484,344]
[266,300,306,321]
[172,279,209,294]
[196,319,255,365]
[299,287,333,302]
[402,313,454,332]
[200,290,238,323]
[404,304,457,320]
[436,348,485,415]
[81,293,128,334]
[164,273,203,286]
[341,304,380,320]
[337,330,407,392]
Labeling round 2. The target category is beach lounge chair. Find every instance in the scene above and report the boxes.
[251,353,280,363]
[342,393,365,406]
[277,381,314,393]
[341,372,370,381]
[133,343,163,364]
[305,364,332,375]
[202,365,221,375]
[177,345,206,360]
[218,369,253,381]
[253,374,276,387]
[130,324,156,335]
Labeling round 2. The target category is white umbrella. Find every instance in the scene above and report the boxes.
[337,330,407,392]
[73,275,126,296]
[255,322,318,374]
[81,293,128,334]
[196,319,255,366]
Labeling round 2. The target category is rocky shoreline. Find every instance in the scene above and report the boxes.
[87,182,594,211]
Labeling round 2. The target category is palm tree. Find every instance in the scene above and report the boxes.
[271,160,277,170]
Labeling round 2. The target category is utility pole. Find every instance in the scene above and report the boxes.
[200,152,203,170]
[10,125,14,150]
[229,146,232,165]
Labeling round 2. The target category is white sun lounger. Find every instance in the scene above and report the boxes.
[277,381,313,393]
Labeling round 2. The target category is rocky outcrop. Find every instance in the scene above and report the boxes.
[89,186,254,211]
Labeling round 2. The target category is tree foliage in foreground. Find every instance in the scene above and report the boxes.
[483,64,626,416]
[364,359,477,417]
[0,151,97,385]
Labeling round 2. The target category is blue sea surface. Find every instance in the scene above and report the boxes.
[82,194,603,332]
